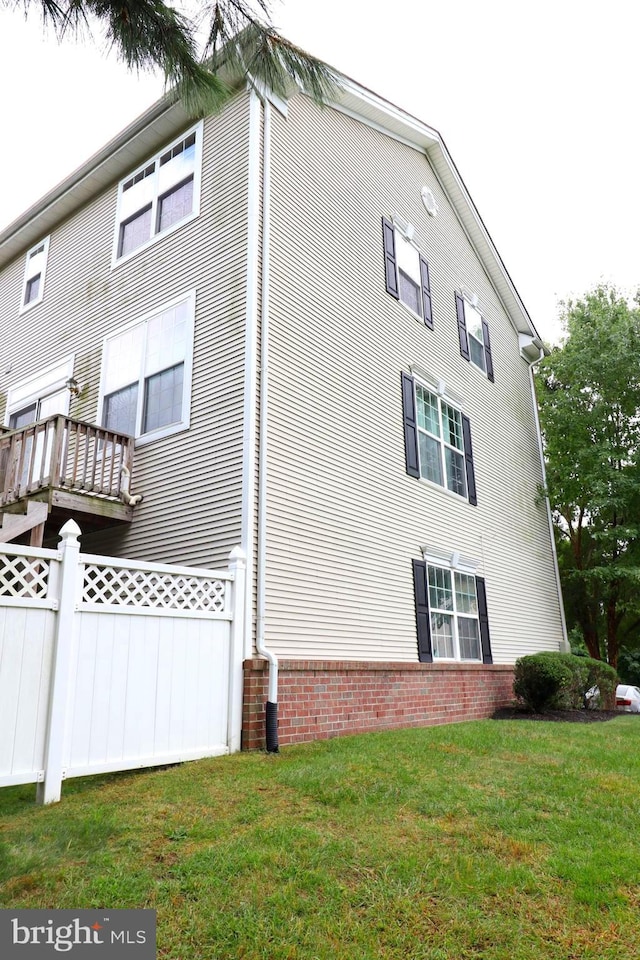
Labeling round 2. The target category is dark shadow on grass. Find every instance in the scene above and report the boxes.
[492,705,626,723]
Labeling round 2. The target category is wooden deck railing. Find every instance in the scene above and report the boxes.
[0,416,135,507]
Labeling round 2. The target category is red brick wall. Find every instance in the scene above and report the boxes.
[242,659,515,750]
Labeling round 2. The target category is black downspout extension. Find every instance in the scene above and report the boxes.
[265,701,279,753]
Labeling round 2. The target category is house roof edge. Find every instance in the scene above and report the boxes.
[0,64,538,340]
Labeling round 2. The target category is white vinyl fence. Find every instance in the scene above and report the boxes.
[0,520,245,803]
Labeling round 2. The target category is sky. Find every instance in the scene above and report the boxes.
[1,1,639,344]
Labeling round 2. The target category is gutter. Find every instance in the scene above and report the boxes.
[525,350,570,652]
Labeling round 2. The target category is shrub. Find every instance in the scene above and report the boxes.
[582,657,617,710]
[513,653,574,712]
[514,651,618,712]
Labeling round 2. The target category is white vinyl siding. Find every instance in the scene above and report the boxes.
[263,94,564,664]
[0,95,251,569]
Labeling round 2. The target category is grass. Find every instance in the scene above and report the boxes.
[1,717,640,959]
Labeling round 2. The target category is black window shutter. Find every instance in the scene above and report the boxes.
[419,255,433,330]
[455,293,470,360]
[412,559,433,662]
[401,373,420,478]
[461,414,477,506]
[382,217,399,299]
[475,576,493,664]
[481,319,494,382]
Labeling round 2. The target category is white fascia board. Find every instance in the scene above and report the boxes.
[246,76,291,117]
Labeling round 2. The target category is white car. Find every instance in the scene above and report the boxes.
[616,684,640,713]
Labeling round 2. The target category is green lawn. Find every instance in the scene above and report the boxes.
[1,717,640,959]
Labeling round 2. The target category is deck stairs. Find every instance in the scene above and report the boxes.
[0,501,49,545]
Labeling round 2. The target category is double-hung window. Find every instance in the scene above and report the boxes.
[401,372,477,505]
[100,294,194,443]
[427,566,481,660]
[114,124,202,261]
[382,217,433,328]
[20,237,50,310]
[412,556,493,664]
[415,384,467,497]
[455,293,494,381]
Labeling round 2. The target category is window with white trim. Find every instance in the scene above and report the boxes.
[21,237,50,310]
[427,565,481,661]
[412,554,492,664]
[382,217,433,328]
[455,293,494,381]
[100,294,194,443]
[465,302,487,372]
[6,357,73,428]
[5,358,74,489]
[415,383,467,497]
[114,125,202,261]
[401,371,477,505]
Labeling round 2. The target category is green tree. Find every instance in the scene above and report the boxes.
[4,0,337,115]
[536,284,640,668]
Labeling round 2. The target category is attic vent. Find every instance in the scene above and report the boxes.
[421,186,439,217]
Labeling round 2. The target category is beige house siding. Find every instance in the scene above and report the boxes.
[0,94,252,568]
[263,94,563,663]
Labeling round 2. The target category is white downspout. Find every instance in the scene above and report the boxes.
[243,90,279,748]
[256,99,279,707]
[526,354,570,652]
[241,89,261,661]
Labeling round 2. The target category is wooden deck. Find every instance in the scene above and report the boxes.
[0,416,139,540]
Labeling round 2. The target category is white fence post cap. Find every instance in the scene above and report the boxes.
[228,546,246,565]
[58,519,82,543]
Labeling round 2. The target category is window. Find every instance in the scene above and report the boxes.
[20,237,50,310]
[382,217,433,328]
[114,125,202,262]
[5,358,74,490]
[401,372,477,505]
[427,566,481,660]
[6,357,73,429]
[100,294,194,443]
[412,558,492,664]
[455,293,494,381]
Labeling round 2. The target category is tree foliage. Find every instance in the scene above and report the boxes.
[3,0,338,115]
[536,285,640,667]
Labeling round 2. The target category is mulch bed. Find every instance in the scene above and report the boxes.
[492,705,622,723]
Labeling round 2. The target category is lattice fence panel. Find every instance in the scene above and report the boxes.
[0,555,50,599]
[82,564,228,613]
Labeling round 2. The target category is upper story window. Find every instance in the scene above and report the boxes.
[401,372,477,505]
[99,293,194,444]
[416,384,466,497]
[114,124,202,263]
[20,237,50,311]
[382,216,433,328]
[455,293,494,381]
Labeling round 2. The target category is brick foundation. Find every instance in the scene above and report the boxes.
[242,658,515,750]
